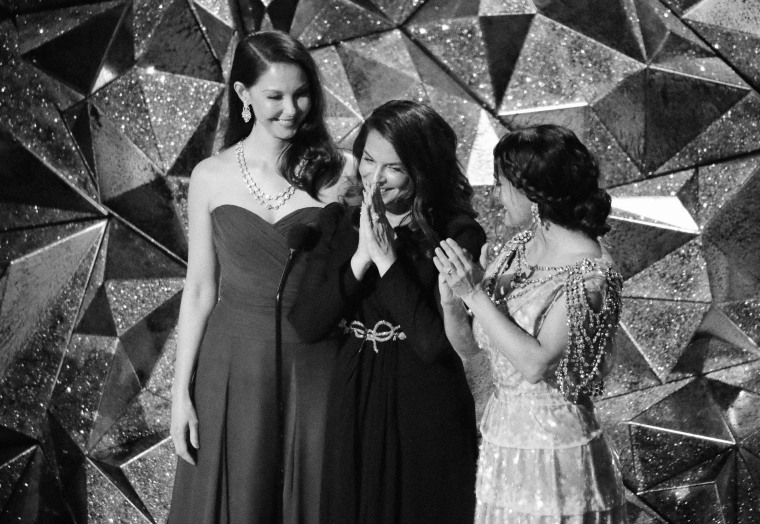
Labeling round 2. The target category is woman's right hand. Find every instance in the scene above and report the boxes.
[171,392,199,465]
[351,198,373,279]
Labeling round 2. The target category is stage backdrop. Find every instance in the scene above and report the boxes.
[1,0,760,522]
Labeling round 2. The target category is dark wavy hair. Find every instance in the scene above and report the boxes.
[494,124,611,238]
[223,30,343,198]
[352,100,477,253]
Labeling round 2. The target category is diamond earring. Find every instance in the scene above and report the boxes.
[241,103,252,123]
[531,202,544,229]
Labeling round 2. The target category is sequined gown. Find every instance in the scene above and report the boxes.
[473,233,628,523]
[168,205,338,524]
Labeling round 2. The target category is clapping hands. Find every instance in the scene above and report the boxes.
[434,239,488,304]
[352,182,398,278]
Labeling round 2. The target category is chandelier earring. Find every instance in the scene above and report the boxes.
[241,102,252,123]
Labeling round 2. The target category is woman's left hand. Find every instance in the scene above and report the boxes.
[434,239,486,301]
[363,182,397,274]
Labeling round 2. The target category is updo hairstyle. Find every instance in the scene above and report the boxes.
[493,124,611,238]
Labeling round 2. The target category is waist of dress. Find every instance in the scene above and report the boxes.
[209,299,329,344]
[479,389,603,449]
[492,384,570,405]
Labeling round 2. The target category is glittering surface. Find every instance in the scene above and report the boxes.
[623,238,711,302]
[337,30,428,117]
[311,45,365,142]
[0,137,103,231]
[91,69,163,167]
[0,224,102,436]
[0,56,96,198]
[138,0,222,83]
[3,0,760,521]
[122,439,175,523]
[138,69,224,170]
[407,14,496,106]
[292,0,394,48]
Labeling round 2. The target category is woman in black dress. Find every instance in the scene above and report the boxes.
[289,100,485,524]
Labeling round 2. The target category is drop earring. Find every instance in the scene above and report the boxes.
[241,103,252,123]
[531,202,544,229]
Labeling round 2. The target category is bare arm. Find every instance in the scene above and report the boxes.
[440,291,481,360]
[171,161,219,464]
[462,286,568,383]
[436,239,569,383]
[434,242,490,361]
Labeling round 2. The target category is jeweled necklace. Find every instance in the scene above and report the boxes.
[485,230,576,306]
[235,140,296,210]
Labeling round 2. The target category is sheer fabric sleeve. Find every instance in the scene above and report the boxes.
[374,216,487,364]
[287,203,365,343]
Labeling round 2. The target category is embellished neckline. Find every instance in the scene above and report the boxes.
[484,230,612,307]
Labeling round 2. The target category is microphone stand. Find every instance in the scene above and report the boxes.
[275,246,298,524]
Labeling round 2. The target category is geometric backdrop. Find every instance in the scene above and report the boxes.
[1,0,759,521]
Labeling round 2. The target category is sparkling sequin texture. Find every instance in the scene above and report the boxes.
[472,231,627,520]
[2,0,760,520]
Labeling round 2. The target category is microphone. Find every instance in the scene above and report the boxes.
[286,223,320,254]
[274,221,320,524]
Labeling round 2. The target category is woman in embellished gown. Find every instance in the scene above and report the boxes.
[289,100,486,524]
[168,31,345,523]
[434,124,628,523]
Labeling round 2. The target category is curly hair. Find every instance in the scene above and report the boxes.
[223,30,343,199]
[352,100,477,253]
[493,124,611,237]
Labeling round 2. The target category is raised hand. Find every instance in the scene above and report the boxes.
[363,183,397,274]
[433,238,486,301]
[437,271,458,307]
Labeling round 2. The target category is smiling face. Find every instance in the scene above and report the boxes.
[235,62,311,141]
[493,173,533,227]
[359,129,412,210]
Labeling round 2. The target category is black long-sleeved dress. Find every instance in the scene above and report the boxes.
[289,202,486,524]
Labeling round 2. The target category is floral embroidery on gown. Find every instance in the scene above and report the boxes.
[472,232,628,524]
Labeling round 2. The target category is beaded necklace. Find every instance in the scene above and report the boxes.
[484,230,575,305]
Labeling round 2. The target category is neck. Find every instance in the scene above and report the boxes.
[386,210,411,228]
[532,221,590,251]
[243,125,289,167]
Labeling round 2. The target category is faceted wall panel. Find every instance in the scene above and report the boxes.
[1,0,759,522]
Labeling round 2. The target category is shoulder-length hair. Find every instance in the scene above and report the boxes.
[223,30,343,198]
[352,100,477,253]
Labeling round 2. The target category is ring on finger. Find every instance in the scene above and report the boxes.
[446,267,455,275]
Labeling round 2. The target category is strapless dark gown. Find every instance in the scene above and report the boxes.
[168,205,338,524]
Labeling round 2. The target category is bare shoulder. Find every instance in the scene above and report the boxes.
[191,149,233,186]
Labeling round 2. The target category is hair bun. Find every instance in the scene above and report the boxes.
[573,188,611,238]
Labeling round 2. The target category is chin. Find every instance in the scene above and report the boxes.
[274,128,298,141]
[380,191,400,205]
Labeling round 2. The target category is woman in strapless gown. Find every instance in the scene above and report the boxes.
[435,125,628,523]
[168,31,345,524]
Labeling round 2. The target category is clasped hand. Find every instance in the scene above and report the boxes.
[354,182,397,276]
[434,239,487,305]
